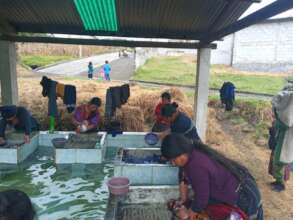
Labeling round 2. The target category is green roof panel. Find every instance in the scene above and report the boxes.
[74,0,118,32]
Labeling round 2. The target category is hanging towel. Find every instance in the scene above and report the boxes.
[63,85,76,113]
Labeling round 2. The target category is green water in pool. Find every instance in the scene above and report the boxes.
[0,146,115,220]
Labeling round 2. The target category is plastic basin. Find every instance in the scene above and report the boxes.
[145,132,159,145]
[52,138,67,148]
[107,177,130,196]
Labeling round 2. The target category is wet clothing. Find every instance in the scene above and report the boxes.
[40,76,76,114]
[220,82,235,111]
[63,85,76,113]
[0,106,39,138]
[171,112,200,143]
[121,84,130,105]
[48,81,58,117]
[105,84,130,119]
[73,104,100,128]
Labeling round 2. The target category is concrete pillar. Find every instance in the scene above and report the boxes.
[194,48,211,142]
[0,41,18,105]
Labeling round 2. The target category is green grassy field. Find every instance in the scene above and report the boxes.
[133,56,288,95]
[20,55,74,69]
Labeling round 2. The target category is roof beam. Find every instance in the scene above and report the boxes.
[201,0,293,44]
[0,35,217,49]
[0,18,15,35]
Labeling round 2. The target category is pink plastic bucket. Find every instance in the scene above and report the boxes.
[107,177,130,195]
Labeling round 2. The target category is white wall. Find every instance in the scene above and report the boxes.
[211,35,233,65]
[135,19,293,72]
[232,20,293,72]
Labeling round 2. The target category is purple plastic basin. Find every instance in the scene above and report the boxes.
[107,177,130,196]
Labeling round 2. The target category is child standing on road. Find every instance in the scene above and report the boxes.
[103,60,111,81]
[88,62,94,79]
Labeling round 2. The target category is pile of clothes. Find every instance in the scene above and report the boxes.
[40,76,76,116]
[105,84,130,118]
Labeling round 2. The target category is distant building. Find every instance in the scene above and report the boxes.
[135,17,293,72]
[212,17,293,72]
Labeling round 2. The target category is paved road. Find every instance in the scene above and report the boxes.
[96,56,135,81]
[37,52,136,81]
[36,52,119,76]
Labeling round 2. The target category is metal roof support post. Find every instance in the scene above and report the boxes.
[0,40,18,105]
[194,47,211,142]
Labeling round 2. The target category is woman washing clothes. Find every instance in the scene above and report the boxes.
[162,134,263,220]
[72,97,101,133]
[152,92,172,132]
[157,102,201,144]
[0,105,39,144]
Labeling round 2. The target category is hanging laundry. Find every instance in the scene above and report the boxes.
[48,81,58,117]
[40,76,76,114]
[104,84,130,119]
[111,86,122,109]
[56,83,65,99]
[121,84,130,104]
[105,88,113,118]
[40,76,52,97]
[220,82,235,111]
[63,85,76,113]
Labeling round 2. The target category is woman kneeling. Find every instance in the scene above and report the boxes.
[161,134,263,220]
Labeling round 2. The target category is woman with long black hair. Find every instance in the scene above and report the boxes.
[157,102,201,144]
[161,133,263,220]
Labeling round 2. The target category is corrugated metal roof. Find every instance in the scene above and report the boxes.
[0,0,256,40]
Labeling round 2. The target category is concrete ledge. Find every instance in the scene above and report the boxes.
[106,132,161,148]
[42,131,107,164]
[114,148,178,185]
[55,148,102,164]
[0,134,39,164]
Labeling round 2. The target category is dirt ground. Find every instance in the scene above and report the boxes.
[14,66,293,219]
[207,108,293,220]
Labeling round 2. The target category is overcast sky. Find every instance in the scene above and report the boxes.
[242,0,293,18]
